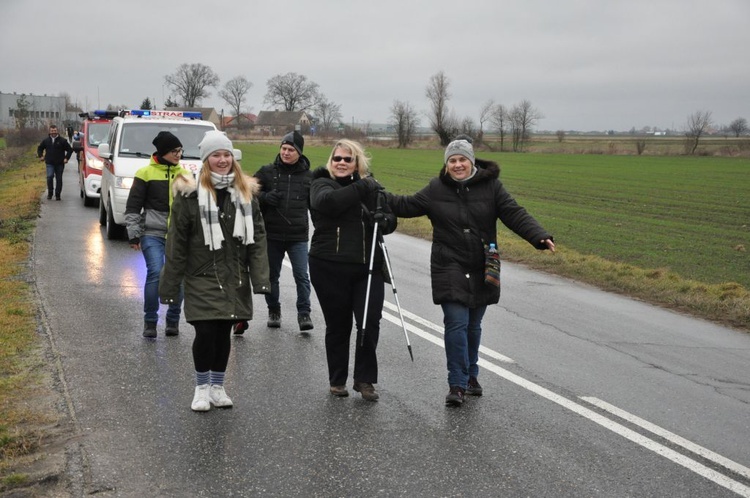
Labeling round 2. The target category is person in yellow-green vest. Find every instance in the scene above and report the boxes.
[125,131,191,338]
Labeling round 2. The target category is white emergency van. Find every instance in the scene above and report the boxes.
[97,110,222,240]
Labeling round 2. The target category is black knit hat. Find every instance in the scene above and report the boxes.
[152,131,183,156]
[281,131,304,155]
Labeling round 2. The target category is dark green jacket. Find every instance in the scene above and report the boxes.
[159,174,270,323]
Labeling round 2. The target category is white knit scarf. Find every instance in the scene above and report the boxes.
[197,171,255,251]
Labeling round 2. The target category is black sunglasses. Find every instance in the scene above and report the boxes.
[332,155,354,163]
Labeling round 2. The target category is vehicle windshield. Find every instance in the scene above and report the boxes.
[87,123,110,147]
[118,122,215,158]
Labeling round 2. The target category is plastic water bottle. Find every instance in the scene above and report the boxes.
[485,243,500,287]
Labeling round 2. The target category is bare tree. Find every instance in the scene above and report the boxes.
[390,100,420,148]
[729,117,747,138]
[556,130,565,143]
[509,100,543,151]
[490,104,508,151]
[263,72,322,112]
[316,97,343,135]
[460,117,476,138]
[684,110,712,155]
[425,71,454,146]
[219,76,253,128]
[477,100,495,146]
[164,63,220,107]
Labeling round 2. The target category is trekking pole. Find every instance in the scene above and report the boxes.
[360,218,379,347]
[379,236,414,361]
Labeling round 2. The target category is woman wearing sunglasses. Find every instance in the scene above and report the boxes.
[308,139,397,401]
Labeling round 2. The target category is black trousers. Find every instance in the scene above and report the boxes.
[191,320,232,373]
[309,257,383,386]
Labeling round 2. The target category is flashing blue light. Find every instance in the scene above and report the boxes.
[124,109,203,120]
[93,110,120,118]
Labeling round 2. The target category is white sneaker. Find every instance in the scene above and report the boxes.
[191,384,211,412]
[209,385,234,408]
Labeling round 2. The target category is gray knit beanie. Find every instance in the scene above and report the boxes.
[199,130,234,162]
[444,139,475,166]
[281,130,304,155]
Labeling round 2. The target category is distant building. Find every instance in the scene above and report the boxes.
[223,113,257,129]
[254,110,312,135]
[0,91,76,130]
[169,107,221,129]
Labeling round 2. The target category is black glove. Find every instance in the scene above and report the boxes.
[264,190,282,207]
[372,211,389,230]
[354,177,383,199]
[129,237,140,246]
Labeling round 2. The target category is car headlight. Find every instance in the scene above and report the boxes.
[85,153,104,170]
[115,176,134,189]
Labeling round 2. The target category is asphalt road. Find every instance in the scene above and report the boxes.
[32,163,750,497]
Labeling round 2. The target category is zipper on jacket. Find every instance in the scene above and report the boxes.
[361,219,367,263]
[336,226,340,253]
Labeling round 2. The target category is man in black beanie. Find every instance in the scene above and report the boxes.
[124,130,190,338]
[248,130,314,334]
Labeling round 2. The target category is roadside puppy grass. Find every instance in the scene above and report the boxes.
[0,148,58,488]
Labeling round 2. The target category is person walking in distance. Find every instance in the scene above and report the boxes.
[387,137,555,407]
[125,131,190,338]
[160,130,270,411]
[37,125,73,201]
[308,140,397,401]
[251,130,314,333]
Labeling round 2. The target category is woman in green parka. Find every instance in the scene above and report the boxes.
[160,130,270,412]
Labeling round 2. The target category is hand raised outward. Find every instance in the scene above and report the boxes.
[264,190,282,207]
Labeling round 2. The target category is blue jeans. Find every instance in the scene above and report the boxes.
[46,163,65,196]
[265,239,311,314]
[141,235,182,324]
[441,302,487,388]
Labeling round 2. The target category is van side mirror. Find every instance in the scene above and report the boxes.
[98,143,111,159]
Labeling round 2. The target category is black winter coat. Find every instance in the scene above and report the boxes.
[37,136,73,165]
[387,158,552,308]
[254,155,312,242]
[309,167,397,268]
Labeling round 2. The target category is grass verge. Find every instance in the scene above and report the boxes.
[0,146,63,494]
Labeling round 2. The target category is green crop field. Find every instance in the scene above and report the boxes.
[237,143,750,291]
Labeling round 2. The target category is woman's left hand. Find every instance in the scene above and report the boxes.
[541,239,556,252]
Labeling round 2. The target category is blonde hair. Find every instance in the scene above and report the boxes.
[197,157,253,202]
[325,139,371,178]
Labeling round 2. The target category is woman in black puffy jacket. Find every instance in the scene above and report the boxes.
[387,138,555,407]
[308,139,397,402]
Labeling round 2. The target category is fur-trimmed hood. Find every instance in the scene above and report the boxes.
[439,157,500,184]
[172,172,261,201]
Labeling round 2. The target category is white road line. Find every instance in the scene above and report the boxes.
[382,301,515,363]
[381,305,750,496]
[581,396,750,481]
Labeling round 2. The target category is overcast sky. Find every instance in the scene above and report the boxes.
[2,0,748,132]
